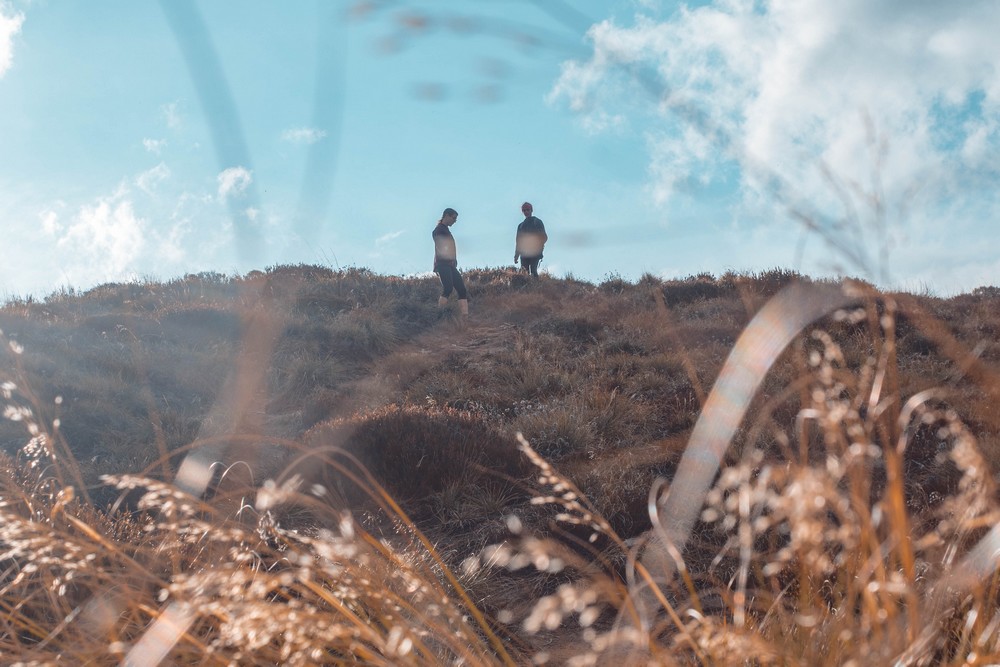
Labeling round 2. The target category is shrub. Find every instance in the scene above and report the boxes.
[303,405,531,527]
[661,272,727,306]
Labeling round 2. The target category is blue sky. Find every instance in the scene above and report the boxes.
[1,0,999,298]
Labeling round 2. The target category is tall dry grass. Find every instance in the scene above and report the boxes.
[1,270,1000,664]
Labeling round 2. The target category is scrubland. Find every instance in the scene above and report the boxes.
[2,265,1000,664]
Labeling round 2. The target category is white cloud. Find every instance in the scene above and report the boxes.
[162,102,181,129]
[57,195,147,278]
[375,230,405,246]
[551,0,1000,283]
[39,209,60,237]
[580,110,626,135]
[281,126,328,145]
[143,138,167,154]
[158,216,191,264]
[135,162,171,195]
[0,6,24,78]
[217,166,252,199]
[13,166,278,295]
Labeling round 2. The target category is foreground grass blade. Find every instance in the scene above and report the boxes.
[640,281,858,592]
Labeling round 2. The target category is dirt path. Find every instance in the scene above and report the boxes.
[323,309,515,419]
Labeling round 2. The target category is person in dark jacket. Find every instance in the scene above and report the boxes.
[513,201,547,277]
[432,207,469,316]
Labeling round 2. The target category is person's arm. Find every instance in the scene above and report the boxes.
[514,223,522,262]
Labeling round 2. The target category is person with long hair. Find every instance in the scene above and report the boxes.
[432,207,469,317]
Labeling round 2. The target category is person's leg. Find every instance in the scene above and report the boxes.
[453,268,469,316]
[438,269,454,307]
[528,258,540,277]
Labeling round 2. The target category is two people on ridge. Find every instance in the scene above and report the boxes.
[432,202,548,315]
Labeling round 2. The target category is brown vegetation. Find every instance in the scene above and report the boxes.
[1,265,1000,664]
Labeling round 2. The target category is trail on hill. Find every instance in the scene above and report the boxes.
[327,307,515,419]
[301,287,682,519]
[184,281,545,496]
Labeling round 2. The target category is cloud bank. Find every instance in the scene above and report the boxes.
[550,0,1000,288]
[12,157,268,294]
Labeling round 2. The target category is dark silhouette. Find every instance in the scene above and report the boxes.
[432,207,469,316]
[514,202,547,277]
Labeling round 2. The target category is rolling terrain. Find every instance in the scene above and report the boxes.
[1,265,999,664]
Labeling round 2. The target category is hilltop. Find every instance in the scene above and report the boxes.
[2,265,1000,663]
[2,266,998,533]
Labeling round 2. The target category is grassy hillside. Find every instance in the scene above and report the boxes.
[2,265,1000,664]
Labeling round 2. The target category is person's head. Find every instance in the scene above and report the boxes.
[441,207,458,225]
[521,202,533,216]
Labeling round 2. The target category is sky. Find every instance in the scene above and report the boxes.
[1,0,999,299]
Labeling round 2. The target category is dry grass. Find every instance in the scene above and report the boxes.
[1,267,1000,663]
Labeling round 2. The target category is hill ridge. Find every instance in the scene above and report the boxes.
[1,265,998,536]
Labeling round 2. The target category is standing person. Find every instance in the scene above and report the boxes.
[513,201,547,277]
[432,207,469,317]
